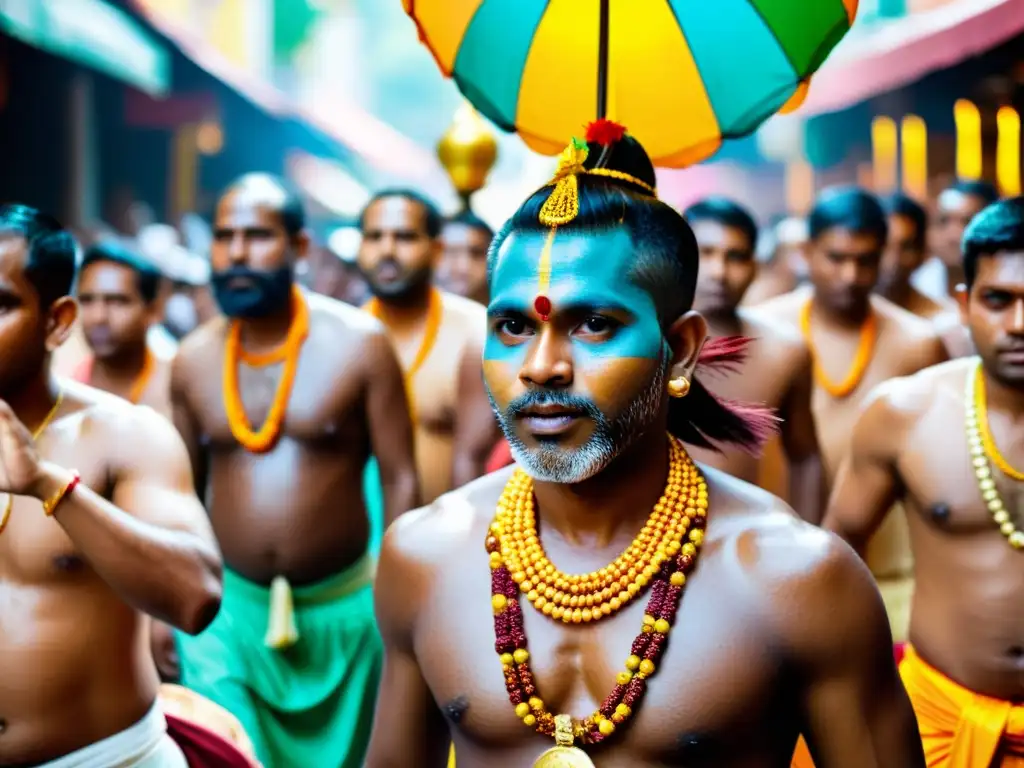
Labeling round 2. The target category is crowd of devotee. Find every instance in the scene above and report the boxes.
[2,121,1022,767]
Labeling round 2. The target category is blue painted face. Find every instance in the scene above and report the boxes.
[483,227,668,483]
[485,228,664,362]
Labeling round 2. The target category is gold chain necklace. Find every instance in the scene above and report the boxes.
[0,390,66,537]
[964,359,1024,550]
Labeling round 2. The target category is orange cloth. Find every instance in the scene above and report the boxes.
[791,645,1024,768]
[901,645,1024,767]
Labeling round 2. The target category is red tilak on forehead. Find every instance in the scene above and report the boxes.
[533,295,551,321]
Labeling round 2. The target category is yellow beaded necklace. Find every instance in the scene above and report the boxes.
[488,436,709,764]
[492,442,702,622]
[964,358,1024,550]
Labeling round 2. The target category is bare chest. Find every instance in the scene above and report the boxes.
[813,340,922,477]
[900,410,1024,536]
[416,548,790,763]
[188,341,367,448]
[0,458,108,583]
[404,325,467,434]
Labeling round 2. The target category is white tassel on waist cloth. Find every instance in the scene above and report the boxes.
[264,575,299,650]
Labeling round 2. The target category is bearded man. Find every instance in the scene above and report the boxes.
[365,124,924,768]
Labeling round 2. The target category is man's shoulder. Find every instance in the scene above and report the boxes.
[743,286,811,324]
[381,469,512,571]
[307,290,379,332]
[874,295,941,341]
[61,379,180,446]
[174,317,227,365]
[736,308,809,358]
[440,291,487,338]
[707,471,884,651]
[441,291,487,318]
[848,359,967,456]
[306,290,391,350]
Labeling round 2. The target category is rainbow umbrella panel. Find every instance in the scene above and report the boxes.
[404,0,857,167]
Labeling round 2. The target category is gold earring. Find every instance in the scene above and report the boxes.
[667,376,690,398]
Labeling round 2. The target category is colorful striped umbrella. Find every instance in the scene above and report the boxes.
[403,0,857,167]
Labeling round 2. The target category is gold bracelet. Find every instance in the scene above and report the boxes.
[43,470,81,517]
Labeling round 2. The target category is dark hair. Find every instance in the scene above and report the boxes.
[223,173,305,237]
[947,179,1000,206]
[0,203,79,308]
[808,186,888,245]
[360,188,442,239]
[883,193,928,249]
[962,197,1024,289]
[445,209,494,241]
[490,135,694,322]
[489,132,776,454]
[683,197,759,255]
[81,240,163,304]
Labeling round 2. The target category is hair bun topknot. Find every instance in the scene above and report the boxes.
[580,122,657,193]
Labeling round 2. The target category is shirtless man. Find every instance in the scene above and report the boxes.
[359,190,497,501]
[753,187,947,642]
[742,216,808,306]
[879,195,973,360]
[684,198,823,522]
[438,210,493,306]
[365,127,923,768]
[826,196,1024,765]
[172,174,419,768]
[0,204,222,766]
[75,240,172,418]
[913,180,999,302]
[878,194,954,320]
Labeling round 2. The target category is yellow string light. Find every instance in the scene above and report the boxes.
[871,116,898,194]
[996,106,1021,197]
[900,115,928,201]
[954,100,983,181]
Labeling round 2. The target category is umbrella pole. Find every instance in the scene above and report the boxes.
[596,0,609,119]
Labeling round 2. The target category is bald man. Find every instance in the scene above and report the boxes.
[170,174,419,768]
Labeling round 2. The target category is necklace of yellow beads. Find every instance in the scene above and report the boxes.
[964,358,1024,550]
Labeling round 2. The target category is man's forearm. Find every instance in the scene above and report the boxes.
[31,462,222,634]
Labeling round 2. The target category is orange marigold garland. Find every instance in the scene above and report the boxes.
[799,299,878,398]
[223,285,310,454]
[128,350,155,404]
[364,287,443,424]
[488,436,708,750]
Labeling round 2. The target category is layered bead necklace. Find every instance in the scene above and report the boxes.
[964,358,1024,550]
[488,436,708,766]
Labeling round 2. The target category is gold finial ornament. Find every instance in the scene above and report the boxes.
[437,102,498,201]
[667,376,691,398]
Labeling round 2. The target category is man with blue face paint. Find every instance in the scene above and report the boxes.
[367,124,924,768]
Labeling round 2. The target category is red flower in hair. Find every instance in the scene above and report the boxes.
[585,119,627,147]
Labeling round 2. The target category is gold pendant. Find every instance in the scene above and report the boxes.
[533,745,597,767]
[533,714,597,767]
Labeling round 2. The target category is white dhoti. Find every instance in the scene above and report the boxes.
[41,702,187,768]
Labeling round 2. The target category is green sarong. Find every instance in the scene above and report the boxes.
[177,555,382,768]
